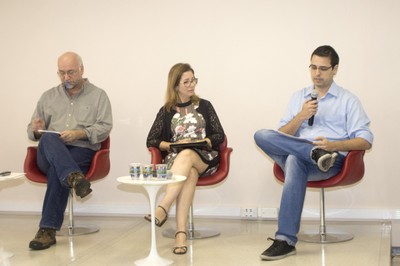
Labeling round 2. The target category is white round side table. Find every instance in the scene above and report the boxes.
[117,175,186,266]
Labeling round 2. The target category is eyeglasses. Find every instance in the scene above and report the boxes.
[181,78,198,88]
[58,70,78,77]
[309,64,332,72]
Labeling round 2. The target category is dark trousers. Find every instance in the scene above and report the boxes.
[36,133,95,230]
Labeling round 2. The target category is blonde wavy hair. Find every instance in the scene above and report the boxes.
[164,63,200,112]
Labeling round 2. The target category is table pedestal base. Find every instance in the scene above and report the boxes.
[135,184,173,266]
[135,255,173,266]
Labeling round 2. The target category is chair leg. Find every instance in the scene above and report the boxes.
[298,188,353,243]
[57,189,100,236]
[162,204,220,239]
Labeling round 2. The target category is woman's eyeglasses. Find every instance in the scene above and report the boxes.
[181,78,198,88]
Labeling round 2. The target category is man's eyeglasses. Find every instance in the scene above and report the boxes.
[309,64,332,72]
[181,78,198,88]
[58,70,78,77]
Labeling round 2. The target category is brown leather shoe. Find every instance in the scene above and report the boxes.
[29,228,56,250]
[67,172,92,198]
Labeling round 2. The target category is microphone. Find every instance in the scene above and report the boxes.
[308,90,318,126]
[65,82,74,90]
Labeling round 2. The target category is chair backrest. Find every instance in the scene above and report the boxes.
[148,135,233,187]
[273,150,365,188]
[24,137,111,183]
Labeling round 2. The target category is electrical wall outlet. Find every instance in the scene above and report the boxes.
[258,207,278,218]
[241,207,258,219]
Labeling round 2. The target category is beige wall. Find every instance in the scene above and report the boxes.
[1,0,399,244]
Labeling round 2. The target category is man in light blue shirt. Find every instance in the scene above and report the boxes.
[254,45,373,261]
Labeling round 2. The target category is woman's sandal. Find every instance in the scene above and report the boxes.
[173,231,188,255]
[144,205,168,227]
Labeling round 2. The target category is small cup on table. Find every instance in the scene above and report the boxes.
[129,163,141,179]
[142,164,154,179]
[155,164,167,179]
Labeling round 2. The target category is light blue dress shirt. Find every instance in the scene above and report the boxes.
[278,82,373,145]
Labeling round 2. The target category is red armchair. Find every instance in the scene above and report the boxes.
[23,137,111,236]
[148,135,233,239]
[273,150,366,243]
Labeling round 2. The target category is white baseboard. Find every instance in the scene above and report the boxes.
[1,203,400,221]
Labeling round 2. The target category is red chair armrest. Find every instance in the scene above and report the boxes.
[86,149,110,181]
[24,147,47,183]
[148,147,163,164]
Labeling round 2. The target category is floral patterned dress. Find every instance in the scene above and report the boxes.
[164,101,219,176]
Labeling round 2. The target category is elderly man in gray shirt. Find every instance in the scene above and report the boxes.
[27,51,113,250]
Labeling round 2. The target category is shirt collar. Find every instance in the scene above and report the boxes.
[305,81,339,98]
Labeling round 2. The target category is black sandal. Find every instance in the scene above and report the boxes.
[144,205,168,227]
[173,231,188,255]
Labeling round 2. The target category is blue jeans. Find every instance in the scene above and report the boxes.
[36,133,95,230]
[254,129,345,246]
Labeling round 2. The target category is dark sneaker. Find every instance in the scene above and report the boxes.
[260,238,296,261]
[311,148,338,172]
[29,228,56,250]
[67,172,92,198]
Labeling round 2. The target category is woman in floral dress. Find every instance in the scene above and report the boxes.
[146,63,225,254]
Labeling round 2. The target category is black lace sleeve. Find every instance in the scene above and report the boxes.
[202,100,225,150]
[146,107,165,148]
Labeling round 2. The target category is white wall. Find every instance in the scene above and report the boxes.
[1,0,399,245]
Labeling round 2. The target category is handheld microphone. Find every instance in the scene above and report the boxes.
[308,90,318,126]
[65,82,73,90]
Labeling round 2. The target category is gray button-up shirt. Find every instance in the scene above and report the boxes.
[27,79,113,151]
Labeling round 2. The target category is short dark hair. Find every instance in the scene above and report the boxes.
[311,45,339,67]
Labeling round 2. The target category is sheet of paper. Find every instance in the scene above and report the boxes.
[38,130,61,135]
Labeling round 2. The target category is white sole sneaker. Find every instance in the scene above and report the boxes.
[317,152,338,172]
[260,249,296,260]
